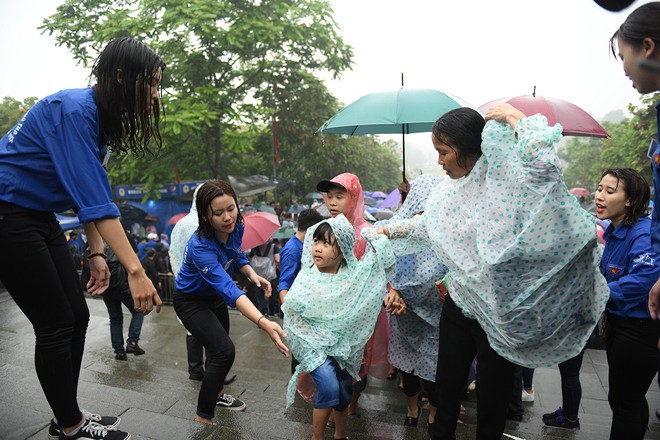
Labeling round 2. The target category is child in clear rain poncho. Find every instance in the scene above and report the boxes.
[281,214,396,440]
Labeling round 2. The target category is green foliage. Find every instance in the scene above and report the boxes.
[41,0,355,197]
[558,92,659,191]
[0,96,38,136]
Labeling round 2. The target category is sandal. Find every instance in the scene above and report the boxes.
[404,402,422,427]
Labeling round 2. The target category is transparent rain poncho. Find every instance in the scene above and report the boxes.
[169,183,204,276]
[282,214,395,407]
[374,174,448,381]
[372,115,609,367]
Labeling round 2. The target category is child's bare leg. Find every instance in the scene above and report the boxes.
[428,403,437,424]
[405,391,420,417]
[347,390,359,416]
[333,408,349,438]
[312,407,333,440]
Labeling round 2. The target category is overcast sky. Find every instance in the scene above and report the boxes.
[0,0,654,177]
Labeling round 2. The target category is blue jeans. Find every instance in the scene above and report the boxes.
[101,287,143,353]
[310,358,353,410]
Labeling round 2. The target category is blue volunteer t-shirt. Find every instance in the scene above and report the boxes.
[0,88,119,222]
[175,223,251,307]
[650,101,660,253]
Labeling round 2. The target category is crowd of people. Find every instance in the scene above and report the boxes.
[0,2,659,440]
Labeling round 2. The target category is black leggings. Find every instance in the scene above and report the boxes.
[399,369,437,407]
[173,291,234,419]
[606,313,660,440]
[0,202,88,427]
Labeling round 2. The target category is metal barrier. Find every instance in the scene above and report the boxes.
[159,273,175,304]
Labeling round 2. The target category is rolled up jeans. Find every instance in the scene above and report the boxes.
[310,357,353,411]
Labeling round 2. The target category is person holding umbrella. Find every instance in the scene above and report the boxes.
[366,104,608,440]
[174,179,289,425]
[0,37,163,440]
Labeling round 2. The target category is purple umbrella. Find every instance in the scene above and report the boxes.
[379,188,402,209]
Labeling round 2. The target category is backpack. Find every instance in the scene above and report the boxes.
[251,242,277,281]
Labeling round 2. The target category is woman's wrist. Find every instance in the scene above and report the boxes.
[257,315,268,329]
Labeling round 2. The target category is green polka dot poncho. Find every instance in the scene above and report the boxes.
[382,115,609,367]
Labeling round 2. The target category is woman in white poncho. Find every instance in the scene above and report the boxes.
[282,214,396,440]
[369,104,608,440]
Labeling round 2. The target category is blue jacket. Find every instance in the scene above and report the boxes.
[600,217,660,318]
[278,234,303,292]
[175,223,250,307]
[0,88,120,222]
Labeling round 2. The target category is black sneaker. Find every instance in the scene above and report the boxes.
[49,411,121,440]
[216,393,246,411]
[125,342,145,355]
[56,419,130,439]
[544,413,580,430]
[542,407,563,421]
[115,352,127,361]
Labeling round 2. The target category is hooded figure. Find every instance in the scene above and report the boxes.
[169,183,205,276]
[374,174,448,381]
[282,214,395,407]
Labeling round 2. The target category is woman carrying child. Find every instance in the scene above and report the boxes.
[174,179,289,425]
[282,214,398,440]
[594,168,660,440]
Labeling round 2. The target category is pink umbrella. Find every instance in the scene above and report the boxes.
[479,88,609,138]
[569,187,591,197]
[167,212,189,226]
[241,211,281,251]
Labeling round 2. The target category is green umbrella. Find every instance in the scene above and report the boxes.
[317,87,475,180]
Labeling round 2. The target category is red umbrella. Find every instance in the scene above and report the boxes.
[479,88,609,138]
[569,187,591,197]
[167,212,189,226]
[241,211,281,251]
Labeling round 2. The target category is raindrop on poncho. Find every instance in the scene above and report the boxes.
[374,174,448,381]
[377,115,609,367]
[282,214,395,407]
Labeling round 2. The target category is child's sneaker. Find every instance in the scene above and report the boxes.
[544,413,580,430]
[56,419,130,440]
[48,411,120,439]
[216,393,246,411]
[521,387,535,402]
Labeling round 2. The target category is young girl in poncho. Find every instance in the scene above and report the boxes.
[282,214,397,440]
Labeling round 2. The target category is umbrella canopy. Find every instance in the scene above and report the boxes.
[241,211,281,251]
[317,87,475,180]
[569,187,591,197]
[167,212,189,226]
[479,91,608,138]
[117,203,149,223]
[379,187,402,209]
[304,192,323,200]
[286,204,309,215]
[370,191,388,199]
[253,203,277,214]
[271,226,296,240]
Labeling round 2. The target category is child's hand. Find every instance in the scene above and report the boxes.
[261,319,290,357]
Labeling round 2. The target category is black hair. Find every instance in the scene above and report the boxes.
[610,2,660,58]
[600,168,650,226]
[431,107,485,171]
[195,179,244,239]
[92,36,165,158]
[297,209,325,232]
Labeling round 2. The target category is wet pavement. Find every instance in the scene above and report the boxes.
[1,288,660,440]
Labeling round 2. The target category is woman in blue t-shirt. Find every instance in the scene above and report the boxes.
[174,179,289,425]
[0,37,164,440]
[595,168,660,440]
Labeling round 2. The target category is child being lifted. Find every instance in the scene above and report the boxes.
[282,214,403,440]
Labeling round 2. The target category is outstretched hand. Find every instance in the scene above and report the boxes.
[251,275,272,298]
[261,319,290,357]
[649,277,660,319]
[128,271,162,315]
[86,257,110,295]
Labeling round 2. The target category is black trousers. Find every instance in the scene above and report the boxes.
[606,313,660,440]
[431,296,516,440]
[173,291,233,419]
[400,369,438,407]
[0,202,88,427]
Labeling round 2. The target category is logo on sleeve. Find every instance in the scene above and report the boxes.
[224,259,234,270]
[202,266,209,274]
[633,253,655,267]
[608,265,622,276]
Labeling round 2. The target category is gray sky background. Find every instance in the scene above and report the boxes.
[0,0,654,177]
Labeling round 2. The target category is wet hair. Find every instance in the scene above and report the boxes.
[610,2,660,58]
[297,209,325,232]
[195,179,243,239]
[92,37,165,157]
[312,222,343,263]
[600,168,649,226]
[431,107,485,171]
